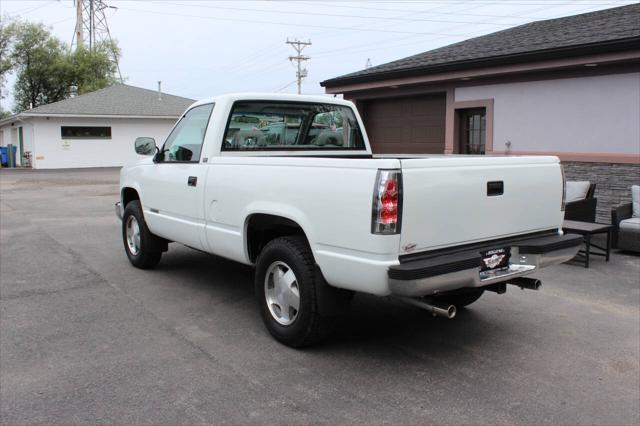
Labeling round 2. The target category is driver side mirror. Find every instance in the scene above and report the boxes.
[134,137,157,156]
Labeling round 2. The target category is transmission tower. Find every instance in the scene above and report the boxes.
[286,39,311,95]
[72,0,122,82]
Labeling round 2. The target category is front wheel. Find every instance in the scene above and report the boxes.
[255,236,347,347]
[122,200,163,269]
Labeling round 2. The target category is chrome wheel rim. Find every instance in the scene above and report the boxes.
[264,261,300,326]
[125,215,141,256]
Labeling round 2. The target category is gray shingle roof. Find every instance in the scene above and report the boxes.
[23,84,195,117]
[322,4,640,87]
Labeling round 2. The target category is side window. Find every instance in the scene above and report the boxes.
[161,103,214,162]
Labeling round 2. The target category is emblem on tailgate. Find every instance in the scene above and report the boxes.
[402,243,417,252]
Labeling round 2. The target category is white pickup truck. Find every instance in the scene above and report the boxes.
[116,93,581,347]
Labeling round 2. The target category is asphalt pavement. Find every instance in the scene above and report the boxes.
[1,168,638,425]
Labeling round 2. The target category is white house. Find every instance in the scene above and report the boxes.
[0,84,194,169]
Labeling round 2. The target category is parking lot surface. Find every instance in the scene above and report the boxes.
[1,168,639,425]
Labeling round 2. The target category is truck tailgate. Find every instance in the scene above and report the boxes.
[399,156,564,253]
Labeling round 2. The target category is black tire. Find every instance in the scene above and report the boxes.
[122,200,163,269]
[428,288,485,308]
[255,236,347,348]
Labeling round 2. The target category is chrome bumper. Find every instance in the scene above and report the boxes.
[388,234,582,297]
[115,202,123,220]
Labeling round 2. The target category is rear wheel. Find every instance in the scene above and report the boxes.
[428,288,485,308]
[255,236,348,347]
[122,200,163,269]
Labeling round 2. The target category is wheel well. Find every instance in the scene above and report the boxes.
[122,187,140,207]
[246,214,307,262]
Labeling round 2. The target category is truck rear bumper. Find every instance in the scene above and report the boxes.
[388,233,582,297]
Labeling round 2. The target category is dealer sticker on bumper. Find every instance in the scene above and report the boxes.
[480,248,510,271]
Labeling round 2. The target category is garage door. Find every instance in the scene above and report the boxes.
[360,93,446,154]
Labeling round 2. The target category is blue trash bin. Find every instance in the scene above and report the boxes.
[0,146,18,167]
[0,147,7,166]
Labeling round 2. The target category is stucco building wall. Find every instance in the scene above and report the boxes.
[21,117,177,169]
[455,72,640,159]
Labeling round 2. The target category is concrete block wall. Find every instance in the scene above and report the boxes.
[563,161,640,223]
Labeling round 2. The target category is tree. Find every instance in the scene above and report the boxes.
[69,41,120,95]
[0,16,15,117]
[9,21,69,111]
[6,20,121,112]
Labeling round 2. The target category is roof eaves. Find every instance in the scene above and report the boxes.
[0,113,25,127]
[20,112,182,119]
[321,36,640,88]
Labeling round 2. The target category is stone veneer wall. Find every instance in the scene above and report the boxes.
[562,161,640,223]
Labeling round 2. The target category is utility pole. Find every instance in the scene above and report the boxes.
[286,39,311,95]
[75,0,84,48]
[89,0,94,49]
[71,0,122,82]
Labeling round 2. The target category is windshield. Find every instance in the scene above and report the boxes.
[222,101,366,151]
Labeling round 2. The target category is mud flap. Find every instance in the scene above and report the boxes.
[314,266,354,317]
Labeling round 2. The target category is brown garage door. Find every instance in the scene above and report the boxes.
[361,93,446,154]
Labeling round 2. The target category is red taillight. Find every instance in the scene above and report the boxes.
[380,180,398,224]
[372,169,402,234]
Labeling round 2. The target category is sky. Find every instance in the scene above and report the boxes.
[0,0,636,109]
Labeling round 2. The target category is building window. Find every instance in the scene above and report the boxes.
[458,108,486,155]
[61,126,112,139]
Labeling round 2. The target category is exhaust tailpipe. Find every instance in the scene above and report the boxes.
[396,296,456,319]
[508,277,542,290]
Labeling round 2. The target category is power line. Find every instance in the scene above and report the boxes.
[315,2,585,57]
[149,1,522,27]
[128,0,631,3]
[273,80,298,93]
[3,0,56,17]
[297,1,631,4]
[184,57,293,95]
[302,0,460,42]
[114,0,604,91]
[312,2,551,58]
[310,2,569,66]
[203,40,288,75]
[301,0,528,50]
[112,1,618,50]
[294,0,544,20]
[50,17,76,26]
[115,5,476,37]
[4,1,51,14]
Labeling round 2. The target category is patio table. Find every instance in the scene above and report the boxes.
[562,220,612,268]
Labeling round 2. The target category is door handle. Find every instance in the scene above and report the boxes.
[187,176,197,187]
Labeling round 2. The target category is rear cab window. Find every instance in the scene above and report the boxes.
[221,101,365,151]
